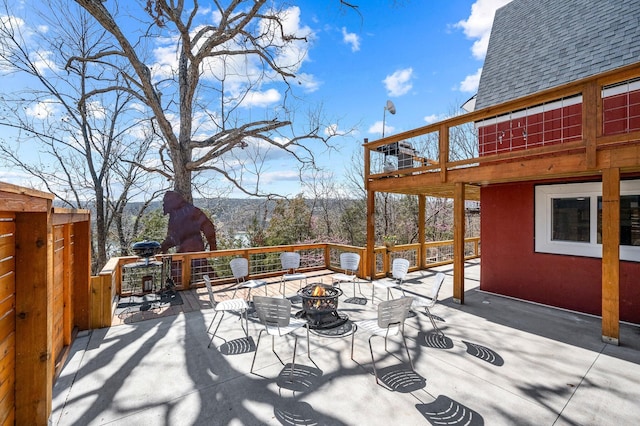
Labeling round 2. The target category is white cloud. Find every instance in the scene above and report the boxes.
[86,100,106,120]
[150,6,316,107]
[242,88,281,108]
[455,0,512,60]
[26,100,57,118]
[459,67,483,93]
[383,68,413,97]
[261,169,299,184]
[324,123,348,137]
[294,72,321,93]
[424,114,447,124]
[369,120,394,136]
[341,27,360,52]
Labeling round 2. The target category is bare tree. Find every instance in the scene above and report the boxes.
[0,0,165,271]
[70,0,342,203]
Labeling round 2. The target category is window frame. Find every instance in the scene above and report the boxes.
[534,180,640,261]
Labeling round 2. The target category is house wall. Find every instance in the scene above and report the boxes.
[481,182,640,324]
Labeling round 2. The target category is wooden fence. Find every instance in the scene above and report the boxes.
[0,183,91,426]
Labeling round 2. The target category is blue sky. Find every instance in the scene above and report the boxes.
[0,0,512,199]
[262,0,513,196]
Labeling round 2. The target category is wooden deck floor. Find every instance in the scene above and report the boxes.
[111,269,337,326]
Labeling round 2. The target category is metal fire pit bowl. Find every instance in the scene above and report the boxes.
[296,283,348,329]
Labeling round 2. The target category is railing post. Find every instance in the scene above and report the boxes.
[453,182,466,304]
[418,195,426,269]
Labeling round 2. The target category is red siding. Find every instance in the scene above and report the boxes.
[478,86,640,157]
[480,182,640,324]
[602,88,640,135]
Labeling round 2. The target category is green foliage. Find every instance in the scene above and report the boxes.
[265,195,314,245]
[136,209,167,242]
[339,199,367,246]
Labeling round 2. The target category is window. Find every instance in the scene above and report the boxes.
[535,180,640,261]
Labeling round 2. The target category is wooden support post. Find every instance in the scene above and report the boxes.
[73,218,91,330]
[453,183,466,304]
[601,168,620,344]
[439,124,449,183]
[15,209,53,426]
[62,224,72,346]
[367,189,376,280]
[583,81,599,169]
[418,195,426,269]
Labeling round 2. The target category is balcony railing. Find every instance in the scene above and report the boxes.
[364,62,640,195]
[92,238,481,327]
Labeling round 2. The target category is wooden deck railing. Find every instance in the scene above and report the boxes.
[93,238,481,327]
[373,236,481,279]
[364,62,640,196]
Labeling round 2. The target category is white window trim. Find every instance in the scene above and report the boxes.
[535,180,640,262]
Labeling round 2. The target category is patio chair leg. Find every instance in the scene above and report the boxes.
[289,335,298,381]
[401,330,414,371]
[242,310,249,337]
[207,311,220,334]
[250,329,265,374]
[425,307,444,337]
[368,335,380,385]
[270,336,285,366]
[209,311,227,348]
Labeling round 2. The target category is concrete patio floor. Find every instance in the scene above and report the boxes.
[51,259,640,425]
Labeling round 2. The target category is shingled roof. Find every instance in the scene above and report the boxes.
[475,0,640,110]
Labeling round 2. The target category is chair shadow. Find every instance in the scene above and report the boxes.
[418,311,445,323]
[274,400,348,426]
[376,365,426,393]
[462,340,505,366]
[309,320,356,338]
[287,295,303,305]
[343,296,368,305]
[276,364,324,392]
[417,331,454,350]
[219,337,256,355]
[416,395,484,425]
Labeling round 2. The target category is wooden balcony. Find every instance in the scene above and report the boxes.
[364,62,640,199]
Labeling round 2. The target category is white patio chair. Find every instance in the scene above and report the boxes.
[371,258,410,302]
[350,297,414,385]
[229,257,268,299]
[279,252,308,296]
[331,252,361,297]
[250,296,311,380]
[203,275,249,349]
[403,272,446,337]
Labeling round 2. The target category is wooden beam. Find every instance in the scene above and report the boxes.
[15,209,53,426]
[439,123,449,183]
[583,81,599,169]
[363,138,370,191]
[73,219,92,330]
[366,190,376,280]
[62,224,72,346]
[601,168,620,344]
[418,195,426,269]
[367,141,640,198]
[453,182,465,304]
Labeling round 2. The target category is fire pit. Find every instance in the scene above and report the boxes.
[296,283,348,329]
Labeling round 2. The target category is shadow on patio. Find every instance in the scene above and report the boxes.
[51,259,640,425]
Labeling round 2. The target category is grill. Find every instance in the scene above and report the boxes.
[296,283,348,329]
